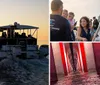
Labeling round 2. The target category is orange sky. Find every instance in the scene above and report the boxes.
[0,0,49,45]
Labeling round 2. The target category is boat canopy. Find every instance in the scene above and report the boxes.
[0,23,39,45]
[0,24,39,30]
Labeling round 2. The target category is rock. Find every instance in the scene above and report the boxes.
[39,45,49,58]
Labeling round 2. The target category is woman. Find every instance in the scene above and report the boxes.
[77,16,91,41]
[68,12,76,41]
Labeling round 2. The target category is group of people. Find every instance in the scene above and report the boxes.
[0,32,37,45]
[50,0,99,41]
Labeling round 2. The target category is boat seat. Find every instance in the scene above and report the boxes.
[1,45,11,51]
[27,45,38,51]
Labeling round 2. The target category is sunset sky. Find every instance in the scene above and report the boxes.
[0,0,49,45]
[50,0,100,25]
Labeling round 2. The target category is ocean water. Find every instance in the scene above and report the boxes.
[0,58,48,85]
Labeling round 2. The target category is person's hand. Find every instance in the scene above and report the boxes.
[82,38,87,41]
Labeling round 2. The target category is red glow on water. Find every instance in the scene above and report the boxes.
[64,43,71,73]
[59,43,68,75]
[80,43,88,72]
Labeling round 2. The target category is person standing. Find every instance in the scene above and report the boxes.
[93,16,99,30]
[50,0,72,41]
[89,19,96,39]
[68,12,76,41]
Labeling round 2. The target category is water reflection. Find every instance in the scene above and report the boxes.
[55,72,100,85]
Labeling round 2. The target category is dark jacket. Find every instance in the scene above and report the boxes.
[50,15,72,41]
[93,19,99,30]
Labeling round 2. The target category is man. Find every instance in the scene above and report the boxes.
[68,12,75,30]
[62,9,68,19]
[93,17,99,30]
[50,0,71,41]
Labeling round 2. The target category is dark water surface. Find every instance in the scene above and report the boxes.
[0,57,48,85]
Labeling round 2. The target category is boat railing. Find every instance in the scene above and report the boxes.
[0,37,37,45]
[0,44,39,58]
